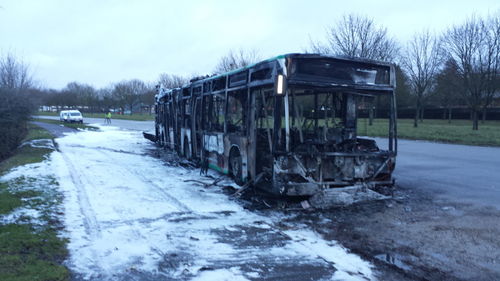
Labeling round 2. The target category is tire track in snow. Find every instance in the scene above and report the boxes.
[60,146,158,241]
[58,143,165,279]
[59,151,101,239]
[62,143,146,157]
[96,211,197,228]
[97,149,192,213]
[57,149,112,279]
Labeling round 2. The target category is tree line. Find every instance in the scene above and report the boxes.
[37,49,263,115]
[309,13,500,130]
[40,80,155,114]
[189,12,500,130]
[1,11,499,161]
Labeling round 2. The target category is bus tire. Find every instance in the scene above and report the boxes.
[229,149,243,186]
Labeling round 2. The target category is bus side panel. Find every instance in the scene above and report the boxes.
[203,133,226,173]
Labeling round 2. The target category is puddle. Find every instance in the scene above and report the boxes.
[374,253,412,271]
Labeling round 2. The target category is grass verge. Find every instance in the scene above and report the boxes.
[0,124,54,176]
[0,224,68,281]
[37,111,154,121]
[0,123,69,281]
[32,118,98,130]
[357,118,500,146]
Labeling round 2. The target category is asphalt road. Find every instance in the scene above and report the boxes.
[31,121,77,137]
[377,138,500,210]
[327,138,500,280]
[33,115,154,132]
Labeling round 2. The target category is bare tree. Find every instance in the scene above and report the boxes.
[442,14,500,130]
[112,79,148,114]
[158,73,188,89]
[140,83,157,114]
[40,89,65,111]
[0,53,34,91]
[63,82,98,111]
[96,87,116,111]
[310,14,399,62]
[482,14,500,123]
[401,30,443,127]
[434,59,462,123]
[394,65,413,109]
[214,48,260,73]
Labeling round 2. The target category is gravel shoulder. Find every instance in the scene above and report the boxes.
[294,185,500,280]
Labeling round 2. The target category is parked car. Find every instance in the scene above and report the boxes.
[60,110,83,123]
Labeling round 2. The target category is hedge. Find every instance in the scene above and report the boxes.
[0,89,33,162]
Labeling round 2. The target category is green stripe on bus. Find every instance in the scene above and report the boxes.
[208,163,228,174]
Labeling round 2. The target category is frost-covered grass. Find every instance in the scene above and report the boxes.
[0,146,53,177]
[0,124,69,281]
[358,118,500,146]
[0,182,22,214]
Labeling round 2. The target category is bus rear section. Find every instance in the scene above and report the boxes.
[252,55,397,203]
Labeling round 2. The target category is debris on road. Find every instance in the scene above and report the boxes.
[308,184,389,209]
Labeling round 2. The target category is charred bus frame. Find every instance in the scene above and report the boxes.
[155,53,397,196]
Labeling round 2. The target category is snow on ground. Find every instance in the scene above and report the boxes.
[0,149,57,226]
[0,207,42,225]
[43,124,375,280]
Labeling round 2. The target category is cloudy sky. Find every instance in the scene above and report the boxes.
[1,0,499,89]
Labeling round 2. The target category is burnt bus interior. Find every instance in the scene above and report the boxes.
[155,54,397,196]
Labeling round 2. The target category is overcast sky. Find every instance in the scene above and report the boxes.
[1,0,499,89]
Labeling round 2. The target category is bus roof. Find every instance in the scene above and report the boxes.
[201,53,393,82]
[160,53,394,92]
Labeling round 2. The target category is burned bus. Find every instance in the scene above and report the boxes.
[155,53,397,199]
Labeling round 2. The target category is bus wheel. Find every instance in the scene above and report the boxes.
[229,149,243,186]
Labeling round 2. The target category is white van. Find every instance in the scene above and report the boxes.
[59,110,83,123]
